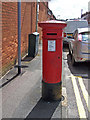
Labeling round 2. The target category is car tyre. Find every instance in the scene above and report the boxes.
[69,48,71,55]
[71,55,77,66]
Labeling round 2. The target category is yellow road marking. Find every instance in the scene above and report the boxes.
[71,74,87,119]
[76,76,82,78]
[77,76,90,112]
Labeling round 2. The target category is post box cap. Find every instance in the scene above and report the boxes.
[40,20,66,24]
[38,20,67,29]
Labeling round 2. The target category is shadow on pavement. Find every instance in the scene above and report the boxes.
[67,54,90,79]
[0,73,19,88]
[26,98,61,119]
[21,55,33,62]
[15,65,29,68]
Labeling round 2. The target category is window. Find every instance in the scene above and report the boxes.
[81,32,90,41]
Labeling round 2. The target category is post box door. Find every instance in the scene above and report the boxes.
[43,36,62,84]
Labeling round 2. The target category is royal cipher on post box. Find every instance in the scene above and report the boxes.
[38,20,67,101]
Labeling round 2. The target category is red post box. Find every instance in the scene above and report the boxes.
[38,20,67,101]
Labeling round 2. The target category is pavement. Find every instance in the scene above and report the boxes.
[0,44,68,119]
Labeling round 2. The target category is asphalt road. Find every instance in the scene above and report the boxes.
[63,45,90,119]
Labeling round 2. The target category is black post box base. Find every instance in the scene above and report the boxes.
[42,80,62,101]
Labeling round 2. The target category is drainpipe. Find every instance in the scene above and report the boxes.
[31,3,32,33]
[36,0,39,32]
[18,0,21,74]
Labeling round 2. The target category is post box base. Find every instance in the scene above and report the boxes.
[42,81,62,101]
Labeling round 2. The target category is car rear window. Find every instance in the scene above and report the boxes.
[81,32,90,41]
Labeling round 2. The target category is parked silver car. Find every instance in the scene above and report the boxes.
[69,27,90,66]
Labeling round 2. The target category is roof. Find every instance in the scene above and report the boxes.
[78,27,90,33]
[64,20,88,33]
[81,11,90,18]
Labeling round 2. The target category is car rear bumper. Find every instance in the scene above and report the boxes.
[63,41,69,44]
[76,53,90,62]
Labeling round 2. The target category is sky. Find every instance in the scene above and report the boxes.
[48,0,90,19]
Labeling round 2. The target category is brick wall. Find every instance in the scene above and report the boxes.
[2,2,18,75]
[38,2,48,41]
[1,2,49,76]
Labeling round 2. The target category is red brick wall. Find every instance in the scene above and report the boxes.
[21,2,32,57]
[31,2,37,32]
[2,2,18,75]
[38,2,48,41]
[2,2,33,75]
[2,2,49,76]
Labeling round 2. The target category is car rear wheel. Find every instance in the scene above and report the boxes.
[71,55,77,66]
[69,48,71,55]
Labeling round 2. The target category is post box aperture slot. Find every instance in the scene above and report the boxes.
[47,33,57,35]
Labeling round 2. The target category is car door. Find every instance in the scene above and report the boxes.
[80,32,90,60]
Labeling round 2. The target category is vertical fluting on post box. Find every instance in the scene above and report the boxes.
[38,20,67,101]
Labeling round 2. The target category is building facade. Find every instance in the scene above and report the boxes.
[81,11,90,26]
